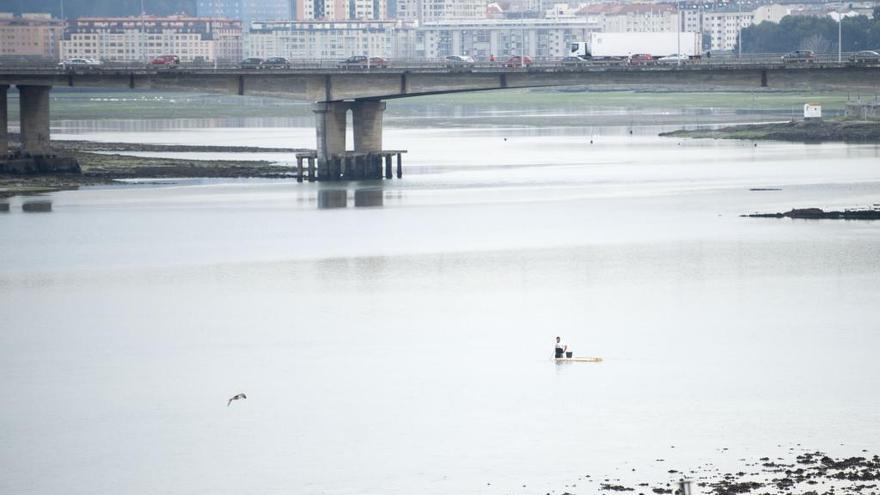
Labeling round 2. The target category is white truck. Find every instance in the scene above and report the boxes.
[569,32,701,59]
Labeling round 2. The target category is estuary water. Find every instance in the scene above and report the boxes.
[2,101,880,495]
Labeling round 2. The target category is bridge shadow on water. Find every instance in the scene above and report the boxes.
[317,187,384,209]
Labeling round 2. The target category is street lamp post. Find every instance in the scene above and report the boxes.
[837,12,842,63]
[737,2,742,59]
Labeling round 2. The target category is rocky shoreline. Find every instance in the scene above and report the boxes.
[744,207,880,220]
[660,119,880,143]
[1,138,304,199]
[554,449,879,495]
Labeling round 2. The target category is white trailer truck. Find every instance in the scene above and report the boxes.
[569,32,701,59]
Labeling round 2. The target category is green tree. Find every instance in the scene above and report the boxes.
[737,14,880,53]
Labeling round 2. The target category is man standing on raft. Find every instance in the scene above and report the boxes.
[555,336,569,359]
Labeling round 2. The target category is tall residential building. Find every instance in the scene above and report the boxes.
[417,17,598,59]
[296,0,386,20]
[680,3,789,52]
[0,12,64,61]
[247,20,415,58]
[59,16,243,63]
[702,8,754,51]
[197,0,290,25]
[576,3,677,32]
[396,0,486,22]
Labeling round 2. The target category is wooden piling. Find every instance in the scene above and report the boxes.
[396,153,402,179]
[307,157,316,182]
[296,157,304,183]
[384,154,393,179]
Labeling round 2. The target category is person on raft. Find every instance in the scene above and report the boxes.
[555,336,570,359]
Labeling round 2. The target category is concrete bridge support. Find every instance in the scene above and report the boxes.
[313,99,391,181]
[18,85,51,153]
[352,100,385,153]
[313,101,348,177]
[0,85,7,155]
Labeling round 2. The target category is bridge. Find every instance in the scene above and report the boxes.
[2,60,879,180]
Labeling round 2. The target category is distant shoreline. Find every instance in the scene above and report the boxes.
[660,118,880,143]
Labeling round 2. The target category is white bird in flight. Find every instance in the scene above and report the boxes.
[227,393,247,407]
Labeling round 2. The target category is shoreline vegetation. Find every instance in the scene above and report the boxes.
[659,119,880,143]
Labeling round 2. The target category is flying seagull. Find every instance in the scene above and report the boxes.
[227,393,247,407]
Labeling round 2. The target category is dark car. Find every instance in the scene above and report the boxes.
[240,57,264,69]
[503,55,533,67]
[262,56,291,69]
[445,55,476,68]
[848,50,880,64]
[628,53,654,65]
[338,55,388,68]
[781,50,816,64]
[561,56,588,66]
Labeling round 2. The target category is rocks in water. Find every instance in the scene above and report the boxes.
[601,484,635,491]
[0,153,81,175]
[744,208,880,220]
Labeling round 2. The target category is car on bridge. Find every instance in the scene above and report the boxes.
[150,54,180,67]
[848,50,880,64]
[240,57,263,69]
[59,58,102,70]
[560,56,589,66]
[504,55,533,67]
[628,53,655,65]
[262,57,291,69]
[657,54,689,65]
[781,50,816,64]
[338,56,388,68]
[445,55,475,68]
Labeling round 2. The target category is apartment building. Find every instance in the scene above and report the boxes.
[395,0,487,22]
[59,16,243,63]
[247,20,416,59]
[0,12,64,61]
[576,3,677,33]
[417,17,598,60]
[295,0,387,20]
[197,0,290,25]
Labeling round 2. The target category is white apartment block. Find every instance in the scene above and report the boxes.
[295,0,387,20]
[59,16,243,63]
[417,17,598,60]
[396,0,487,22]
[247,20,416,59]
[681,4,789,52]
[702,9,755,51]
[577,3,677,32]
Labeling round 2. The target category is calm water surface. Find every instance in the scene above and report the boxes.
[1,105,880,495]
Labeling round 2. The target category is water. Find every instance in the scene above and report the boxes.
[2,103,880,495]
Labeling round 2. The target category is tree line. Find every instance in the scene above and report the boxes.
[738,9,880,54]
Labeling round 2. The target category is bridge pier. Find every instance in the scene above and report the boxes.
[313,101,348,179]
[0,85,7,155]
[18,85,51,153]
[352,100,385,153]
[312,99,399,181]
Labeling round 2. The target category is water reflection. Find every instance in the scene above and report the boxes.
[354,188,384,208]
[22,200,52,213]
[316,188,385,209]
[0,202,9,212]
[317,189,347,209]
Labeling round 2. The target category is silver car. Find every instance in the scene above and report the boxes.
[445,55,476,68]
